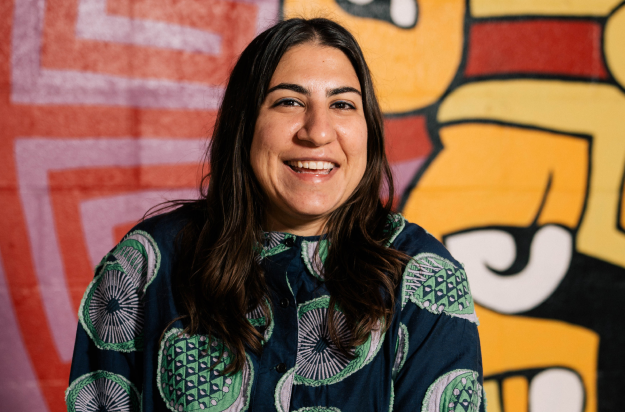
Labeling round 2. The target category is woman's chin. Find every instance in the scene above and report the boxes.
[289,198,341,218]
[265,200,340,233]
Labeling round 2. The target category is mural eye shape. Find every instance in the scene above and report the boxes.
[445,225,573,314]
[338,0,418,29]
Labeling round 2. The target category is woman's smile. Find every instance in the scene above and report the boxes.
[285,159,337,174]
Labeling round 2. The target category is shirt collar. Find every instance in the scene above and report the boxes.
[259,213,406,279]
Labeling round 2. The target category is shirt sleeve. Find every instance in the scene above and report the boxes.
[65,229,161,412]
[391,251,486,412]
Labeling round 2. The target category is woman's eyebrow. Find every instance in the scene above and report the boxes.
[327,86,361,97]
[266,83,309,96]
[265,84,362,98]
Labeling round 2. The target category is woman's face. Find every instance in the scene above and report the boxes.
[251,42,368,236]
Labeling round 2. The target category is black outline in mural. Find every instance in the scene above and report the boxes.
[604,1,625,95]
[618,168,625,234]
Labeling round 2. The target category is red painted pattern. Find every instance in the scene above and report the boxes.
[465,19,609,79]
[384,115,432,163]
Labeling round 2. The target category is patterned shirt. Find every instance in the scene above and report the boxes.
[67,208,485,412]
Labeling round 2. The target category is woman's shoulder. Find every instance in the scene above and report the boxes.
[390,214,479,324]
[128,202,203,246]
[389,214,459,265]
[97,203,203,275]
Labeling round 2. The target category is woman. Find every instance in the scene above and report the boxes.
[67,18,484,412]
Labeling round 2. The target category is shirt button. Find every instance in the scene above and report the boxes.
[284,237,295,247]
[280,298,289,308]
[276,363,287,373]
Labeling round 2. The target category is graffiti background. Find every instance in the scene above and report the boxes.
[1,0,624,411]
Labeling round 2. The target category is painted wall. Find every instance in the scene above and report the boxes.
[1,0,624,411]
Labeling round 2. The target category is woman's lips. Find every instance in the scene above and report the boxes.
[285,160,337,175]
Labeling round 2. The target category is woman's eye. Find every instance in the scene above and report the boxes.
[274,98,302,107]
[332,101,355,110]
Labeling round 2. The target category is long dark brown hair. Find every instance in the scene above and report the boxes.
[170,18,407,374]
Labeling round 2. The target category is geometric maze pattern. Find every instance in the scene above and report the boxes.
[422,369,482,412]
[158,328,252,412]
[402,253,478,324]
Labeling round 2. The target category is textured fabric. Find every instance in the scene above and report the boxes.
[67,208,485,412]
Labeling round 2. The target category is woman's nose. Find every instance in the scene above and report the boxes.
[296,105,336,146]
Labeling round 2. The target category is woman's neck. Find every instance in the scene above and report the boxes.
[263,211,328,237]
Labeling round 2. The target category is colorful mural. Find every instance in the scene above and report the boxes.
[1,0,624,411]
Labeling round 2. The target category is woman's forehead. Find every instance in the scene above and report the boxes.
[268,43,361,91]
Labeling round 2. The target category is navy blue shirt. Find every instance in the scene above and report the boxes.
[67,209,485,412]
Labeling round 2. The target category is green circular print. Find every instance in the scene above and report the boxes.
[301,240,328,281]
[294,297,382,386]
[112,230,161,294]
[402,253,478,323]
[422,369,482,412]
[275,367,296,412]
[383,213,405,246]
[158,329,253,412]
[65,370,140,412]
[79,262,144,351]
[246,300,274,342]
[392,323,409,380]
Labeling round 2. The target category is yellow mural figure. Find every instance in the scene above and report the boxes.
[283,0,465,113]
[402,2,625,411]
[435,82,625,270]
[405,123,588,238]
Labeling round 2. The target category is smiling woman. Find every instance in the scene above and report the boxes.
[67,18,484,412]
[251,43,368,234]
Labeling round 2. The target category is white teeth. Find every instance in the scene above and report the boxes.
[287,160,335,171]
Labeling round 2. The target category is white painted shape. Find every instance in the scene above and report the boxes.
[390,0,418,28]
[81,189,197,268]
[347,0,375,5]
[76,0,221,54]
[12,65,225,109]
[14,138,204,361]
[0,253,50,412]
[529,368,584,412]
[446,225,572,314]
